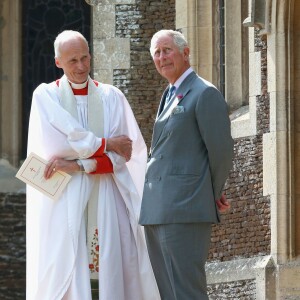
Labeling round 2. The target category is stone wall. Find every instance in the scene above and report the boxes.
[0,193,26,300]
[208,32,270,262]
[208,280,256,299]
[114,0,175,147]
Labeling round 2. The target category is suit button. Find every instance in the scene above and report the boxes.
[158,154,163,159]
[145,178,148,183]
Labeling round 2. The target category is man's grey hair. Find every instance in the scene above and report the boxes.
[150,29,188,57]
[54,30,89,58]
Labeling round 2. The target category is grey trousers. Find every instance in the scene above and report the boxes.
[145,223,212,300]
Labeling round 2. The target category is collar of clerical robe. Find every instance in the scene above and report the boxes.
[56,78,99,96]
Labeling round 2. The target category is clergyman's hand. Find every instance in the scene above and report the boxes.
[216,193,231,213]
[106,135,133,162]
[44,157,80,179]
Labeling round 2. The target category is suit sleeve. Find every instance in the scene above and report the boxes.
[196,87,234,200]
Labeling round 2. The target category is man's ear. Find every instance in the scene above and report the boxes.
[183,47,190,60]
[55,58,62,69]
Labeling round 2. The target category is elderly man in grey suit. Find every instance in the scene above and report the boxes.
[139,29,234,299]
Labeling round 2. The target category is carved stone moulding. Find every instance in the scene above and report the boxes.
[85,0,101,6]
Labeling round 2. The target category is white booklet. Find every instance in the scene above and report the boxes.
[16,152,71,200]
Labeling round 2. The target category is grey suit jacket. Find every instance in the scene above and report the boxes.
[139,72,234,225]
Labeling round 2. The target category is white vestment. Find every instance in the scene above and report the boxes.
[26,77,160,300]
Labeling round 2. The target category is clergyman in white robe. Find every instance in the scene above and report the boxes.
[26,75,160,300]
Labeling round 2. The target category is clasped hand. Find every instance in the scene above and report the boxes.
[216,193,231,213]
[106,135,133,162]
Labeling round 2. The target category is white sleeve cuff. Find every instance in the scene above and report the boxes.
[80,159,97,173]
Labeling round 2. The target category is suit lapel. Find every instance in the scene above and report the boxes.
[151,88,171,149]
[175,71,197,101]
[151,72,197,151]
[157,88,169,117]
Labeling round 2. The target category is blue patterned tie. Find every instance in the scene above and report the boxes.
[166,86,176,104]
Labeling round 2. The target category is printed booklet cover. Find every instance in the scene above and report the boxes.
[16,152,71,200]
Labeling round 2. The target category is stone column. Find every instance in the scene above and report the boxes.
[85,0,133,84]
[176,0,219,86]
[0,0,22,167]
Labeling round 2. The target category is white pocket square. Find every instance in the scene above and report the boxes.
[172,106,185,115]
